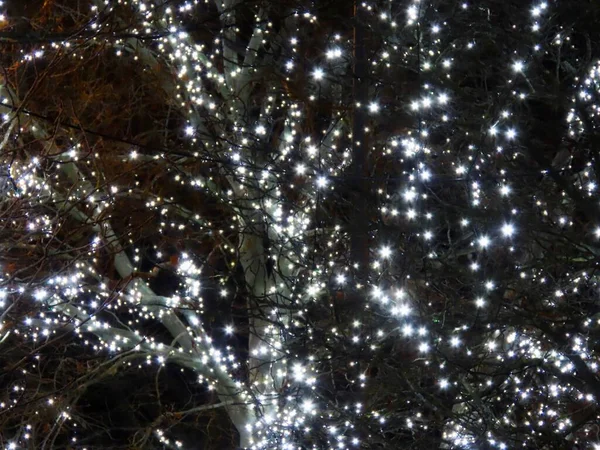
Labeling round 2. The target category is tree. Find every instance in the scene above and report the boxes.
[1,0,600,448]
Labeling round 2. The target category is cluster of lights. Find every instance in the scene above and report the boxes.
[0,0,598,449]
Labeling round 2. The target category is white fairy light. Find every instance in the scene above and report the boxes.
[312,67,324,80]
[513,61,524,72]
[501,223,515,237]
[478,235,491,248]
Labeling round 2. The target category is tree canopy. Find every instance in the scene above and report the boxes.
[1,0,600,449]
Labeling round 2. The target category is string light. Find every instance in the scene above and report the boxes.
[0,0,598,449]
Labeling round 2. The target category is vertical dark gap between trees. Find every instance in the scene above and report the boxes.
[351,0,370,286]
